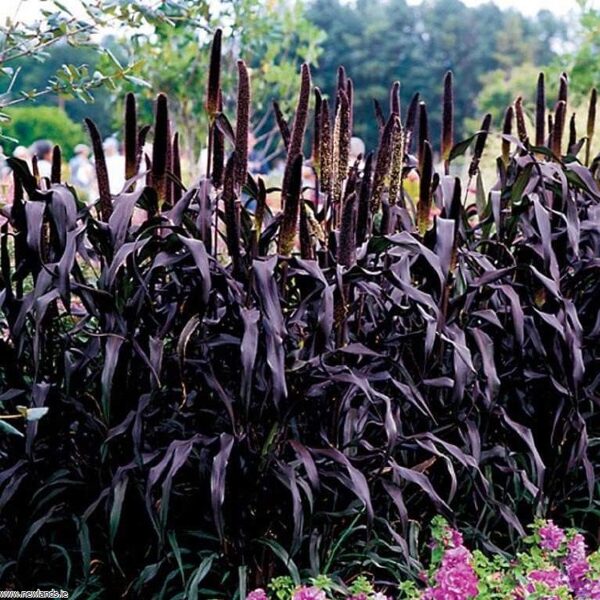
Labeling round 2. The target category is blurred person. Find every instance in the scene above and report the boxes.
[103,137,125,194]
[12,145,30,163]
[30,139,53,178]
[69,144,95,192]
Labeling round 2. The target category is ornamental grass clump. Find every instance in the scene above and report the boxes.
[0,27,599,597]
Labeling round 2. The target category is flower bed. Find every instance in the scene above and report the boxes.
[247,519,600,599]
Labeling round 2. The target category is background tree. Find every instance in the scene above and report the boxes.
[1,104,84,151]
[555,0,599,99]
[307,0,566,150]
[105,0,325,173]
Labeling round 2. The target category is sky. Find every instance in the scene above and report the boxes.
[0,0,595,22]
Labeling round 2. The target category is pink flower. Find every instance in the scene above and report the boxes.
[292,587,327,600]
[449,529,463,548]
[578,578,600,599]
[246,590,268,600]
[423,543,478,599]
[565,534,591,596]
[538,520,565,552]
[567,533,587,561]
[527,567,567,590]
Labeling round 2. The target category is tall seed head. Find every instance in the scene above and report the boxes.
[85,118,112,222]
[234,60,251,191]
[535,73,546,148]
[552,100,566,158]
[568,112,577,153]
[468,113,492,177]
[124,92,138,183]
[441,70,454,173]
[287,63,311,164]
[586,88,597,166]
[501,105,514,166]
[332,89,350,221]
[558,72,568,106]
[390,81,401,118]
[346,77,354,137]
[356,152,373,245]
[319,98,332,195]
[212,90,225,188]
[417,140,433,237]
[418,101,429,169]
[51,145,61,184]
[388,117,405,206]
[514,96,528,144]
[337,191,357,268]
[205,28,222,120]
[313,88,323,171]
[371,115,395,214]
[279,153,304,256]
[152,93,170,205]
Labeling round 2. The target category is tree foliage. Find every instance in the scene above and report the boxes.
[1,105,85,152]
[307,0,566,148]
[105,0,325,164]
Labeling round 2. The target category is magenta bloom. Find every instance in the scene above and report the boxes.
[527,567,568,590]
[423,544,479,599]
[449,529,463,548]
[246,590,269,600]
[578,578,600,599]
[292,587,327,600]
[565,533,590,595]
[538,520,565,551]
[567,533,587,561]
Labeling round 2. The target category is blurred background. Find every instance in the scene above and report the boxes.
[0,0,597,195]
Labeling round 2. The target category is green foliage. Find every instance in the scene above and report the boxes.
[269,576,296,600]
[1,105,84,152]
[469,64,554,128]
[555,0,600,98]
[308,0,565,147]
[105,0,324,165]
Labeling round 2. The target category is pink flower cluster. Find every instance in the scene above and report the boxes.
[422,526,479,600]
[539,520,566,552]
[515,522,600,599]
[246,590,269,600]
[564,532,600,599]
[245,520,600,600]
[292,587,327,600]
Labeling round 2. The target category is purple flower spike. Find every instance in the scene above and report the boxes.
[539,520,566,551]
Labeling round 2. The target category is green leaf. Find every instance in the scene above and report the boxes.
[104,48,123,69]
[0,418,24,437]
[448,134,477,162]
[258,539,300,585]
[124,75,151,88]
[186,555,216,600]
